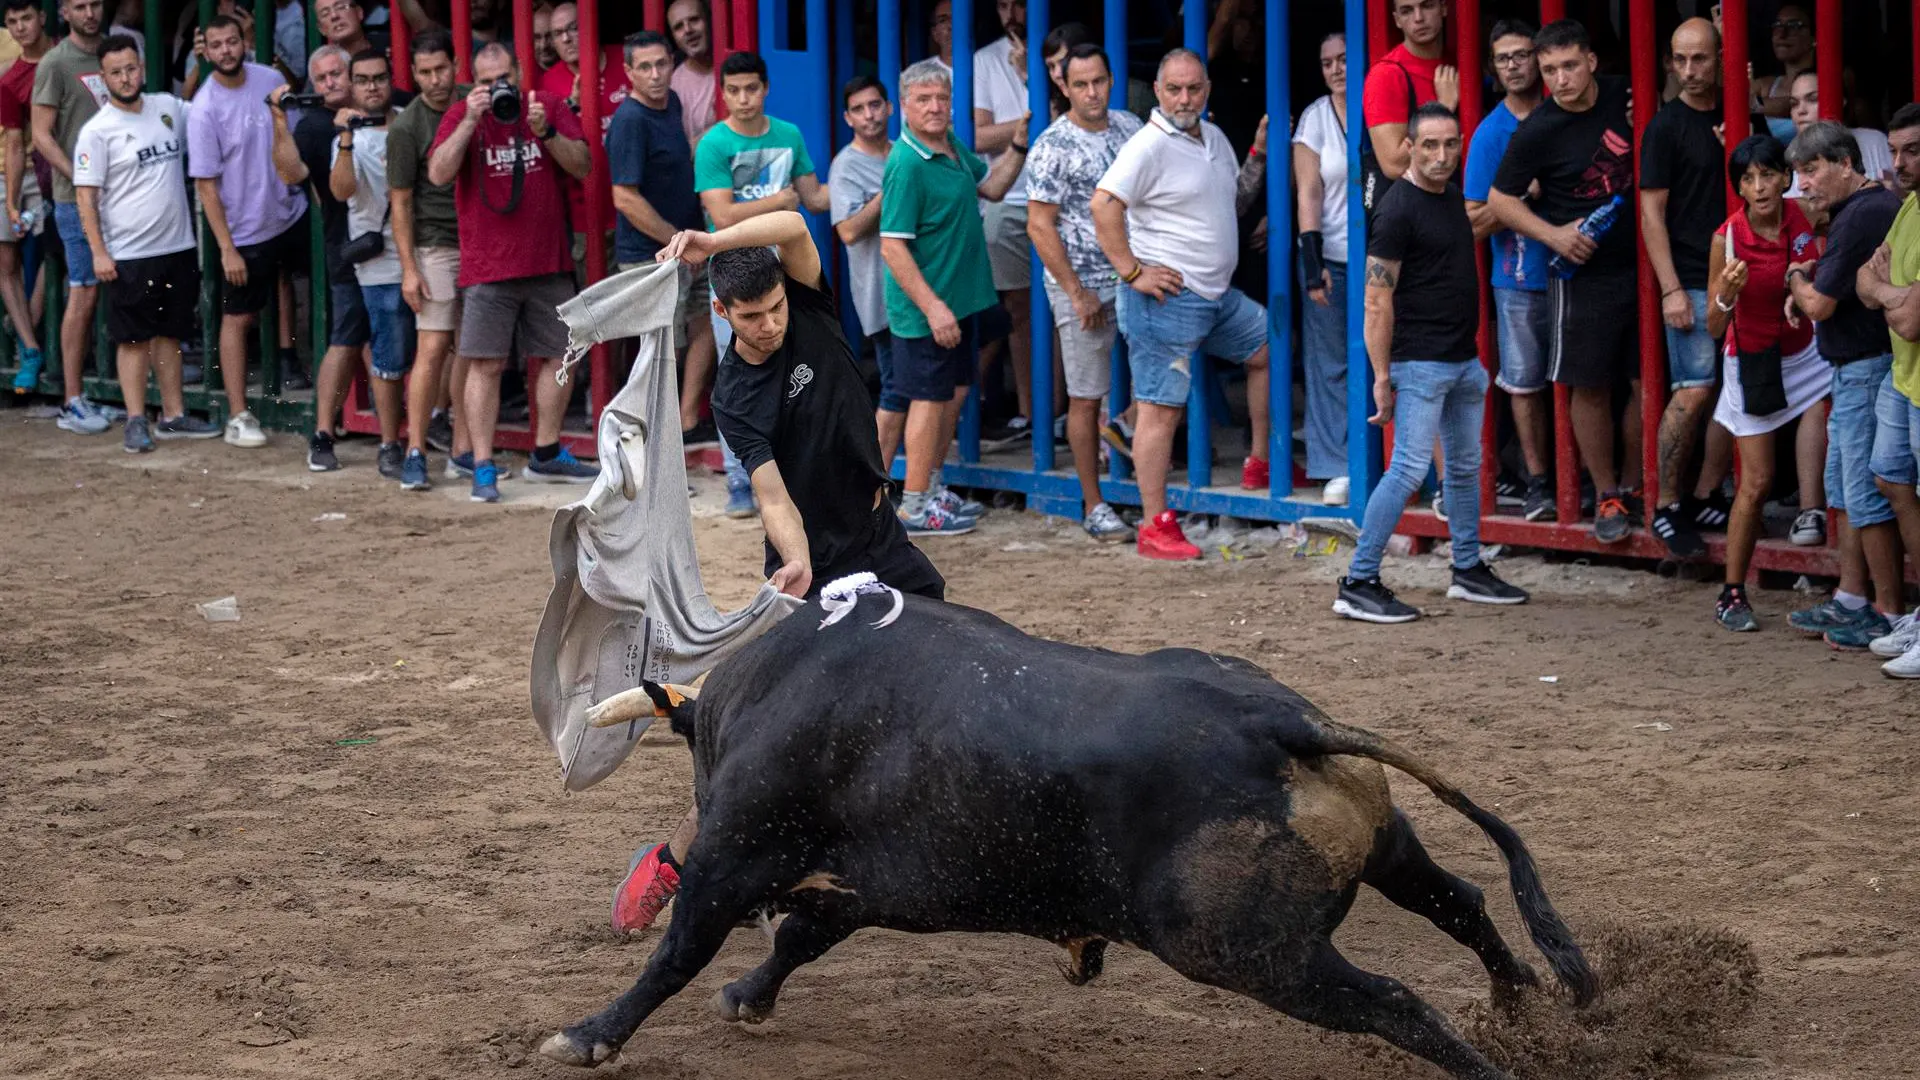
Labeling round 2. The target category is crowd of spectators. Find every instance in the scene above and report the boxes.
[2,0,1919,674]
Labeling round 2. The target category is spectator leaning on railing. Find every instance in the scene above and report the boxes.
[32,0,110,434]
[329,48,409,484]
[1,0,48,397]
[73,33,217,452]
[426,41,597,502]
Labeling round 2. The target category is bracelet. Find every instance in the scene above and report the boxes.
[1010,142,1028,154]
[1120,263,1142,284]
[1660,285,1681,298]
[1713,294,1734,313]
[338,141,353,151]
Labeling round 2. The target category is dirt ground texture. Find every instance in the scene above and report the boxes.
[2,414,1916,1080]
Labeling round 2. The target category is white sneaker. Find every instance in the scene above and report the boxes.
[1884,641,1920,679]
[56,396,110,435]
[224,410,267,448]
[1322,476,1350,507]
[1869,611,1920,659]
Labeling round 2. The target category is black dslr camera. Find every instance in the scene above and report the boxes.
[487,77,520,124]
[272,92,327,110]
[345,114,384,130]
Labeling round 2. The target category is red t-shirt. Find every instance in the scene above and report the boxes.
[431,97,586,286]
[0,55,34,130]
[1361,43,1446,129]
[538,44,623,235]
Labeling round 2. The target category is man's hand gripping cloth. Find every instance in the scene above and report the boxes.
[532,261,802,790]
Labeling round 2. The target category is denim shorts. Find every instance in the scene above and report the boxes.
[329,276,370,348]
[1824,354,1894,525]
[54,201,95,288]
[1116,286,1267,407]
[361,282,411,380]
[1665,289,1718,390]
[1869,365,1919,488]
[1492,286,1548,394]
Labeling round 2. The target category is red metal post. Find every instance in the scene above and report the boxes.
[711,0,731,120]
[1368,2,1389,65]
[1815,0,1840,121]
[1631,0,1660,519]
[730,0,755,50]
[514,0,536,87]
[645,0,666,31]
[453,0,473,80]
[1721,0,1749,143]
[1453,0,1495,518]
[1539,0,1574,525]
[391,2,413,91]
[1538,0,1563,22]
[580,0,613,421]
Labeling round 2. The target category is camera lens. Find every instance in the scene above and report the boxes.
[487,78,521,124]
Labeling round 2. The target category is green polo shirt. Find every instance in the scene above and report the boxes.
[879,129,996,340]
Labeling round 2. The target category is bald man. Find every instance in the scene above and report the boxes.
[1640,17,1733,559]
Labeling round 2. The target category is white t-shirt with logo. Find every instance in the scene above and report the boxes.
[71,93,195,261]
[332,125,401,286]
[972,35,1029,205]
[1096,110,1242,300]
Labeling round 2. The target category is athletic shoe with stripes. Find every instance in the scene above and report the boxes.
[611,842,681,935]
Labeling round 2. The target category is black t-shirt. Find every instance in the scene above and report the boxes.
[710,277,891,572]
[293,109,350,274]
[1813,184,1903,362]
[1639,96,1726,289]
[1367,178,1479,362]
[1493,75,1637,277]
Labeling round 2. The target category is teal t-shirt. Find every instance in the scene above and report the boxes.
[878,130,996,339]
[692,115,816,227]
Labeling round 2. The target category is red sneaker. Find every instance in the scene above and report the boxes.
[1240,455,1270,490]
[611,843,681,935]
[1137,510,1202,561]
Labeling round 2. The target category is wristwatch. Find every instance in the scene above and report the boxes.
[537,126,558,142]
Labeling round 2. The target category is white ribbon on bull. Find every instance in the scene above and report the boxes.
[531,261,802,790]
[817,572,904,630]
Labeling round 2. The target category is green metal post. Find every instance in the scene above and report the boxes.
[198,0,221,418]
[307,0,325,398]
[144,0,161,92]
[256,0,280,399]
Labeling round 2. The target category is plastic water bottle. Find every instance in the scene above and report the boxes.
[1547,195,1624,279]
[11,204,39,237]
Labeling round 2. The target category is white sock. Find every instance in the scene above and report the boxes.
[1834,591,1869,611]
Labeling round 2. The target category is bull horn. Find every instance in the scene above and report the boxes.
[585,683,700,728]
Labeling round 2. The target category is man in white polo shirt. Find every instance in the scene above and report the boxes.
[1093,47,1269,561]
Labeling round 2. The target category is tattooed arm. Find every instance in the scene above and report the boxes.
[1363,256,1400,424]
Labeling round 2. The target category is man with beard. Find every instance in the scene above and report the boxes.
[73,34,212,452]
[189,15,310,450]
[666,0,714,145]
[1641,17,1736,559]
[1092,48,1270,560]
[31,0,112,434]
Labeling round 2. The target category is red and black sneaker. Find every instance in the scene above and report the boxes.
[611,843,681,935]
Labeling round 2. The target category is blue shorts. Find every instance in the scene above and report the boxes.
[1492,286,1548,394]
[54,201,95,288]
[361,282,411,380]
[869,330,907,414]
[1665,289,1718,390]
[1870,364,1919,488]
[1116,286,1267,407]
[891,315,980,402]
[1824,355,1894,525]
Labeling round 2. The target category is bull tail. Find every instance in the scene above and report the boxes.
[1290,714,1599,1006]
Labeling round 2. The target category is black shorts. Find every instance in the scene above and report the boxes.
[328,275,370,348]
[890,304,1012,403]
[1547,272,1638,389]
[105,248,201,345]
[765,502,947,602]
[222,215,310,316]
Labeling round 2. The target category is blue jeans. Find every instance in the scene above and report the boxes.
[1492,286,1548,394]
[54,201,95,288]
[1664,289,1718,390]
[360,283,410,380]
[710,287,750,491]
[1115,285,1267,406]
[1349,360,1489,580]
[1824,355,1894,525]
[1300,261,1347,480]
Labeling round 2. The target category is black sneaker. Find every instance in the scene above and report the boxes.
[1651,503,1707,559]
[1333,576,1421,624]
[377,440,405,480]
[1716,585,1758,632]
[1494,472,1526,508]
[1447,561,1529,605]
[682,418,719,448]
[1522,476,1556,522]
[279,348,312,391]
[426,410,455,453]
[1594,493,1632,544]
[1693,490,1732,532]
[307,431,340,472]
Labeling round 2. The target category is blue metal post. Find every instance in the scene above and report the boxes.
[1183,0,1211,492]
[833,0,855,148]
[879,0,902,137]
[1103,0,1130,484]
[1027,0,1053,475]
[1264,0,1292,498]
[953,0,980,463]
[757,0,834,271]
[1345,0,1380,515]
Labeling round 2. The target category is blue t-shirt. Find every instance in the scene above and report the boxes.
[1462,100,1547,293]
[607,93,703,264]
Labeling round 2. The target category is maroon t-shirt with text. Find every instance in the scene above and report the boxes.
[431,96,584,286]
[0,57,52,199]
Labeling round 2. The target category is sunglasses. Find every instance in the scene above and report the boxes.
[1771,19,1808,32]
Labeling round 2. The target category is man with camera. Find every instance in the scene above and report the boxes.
[390,30,473,488]
[327,49,410,482]
[270,43,374,472]
[73,34,214,452]
[426,42,596,501]
[188,14,310,449]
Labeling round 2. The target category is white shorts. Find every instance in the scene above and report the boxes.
[1044,277,1116,400]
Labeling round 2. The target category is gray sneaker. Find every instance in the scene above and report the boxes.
[377,441,405,480]
[122,415,154,454]
[154,414,220,439]
[1083,502,1134,543]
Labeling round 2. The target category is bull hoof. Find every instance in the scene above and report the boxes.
[712,986,774,1025]
[538,1030,620,1067]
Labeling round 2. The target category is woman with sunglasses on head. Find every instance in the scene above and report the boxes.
[1707,134,1831,631]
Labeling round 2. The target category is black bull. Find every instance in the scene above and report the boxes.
[542,593,1597,1080]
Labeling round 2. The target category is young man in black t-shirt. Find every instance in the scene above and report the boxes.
[1489,20,1643,545]
[659,209,945,602]
[1335,104,1528,625]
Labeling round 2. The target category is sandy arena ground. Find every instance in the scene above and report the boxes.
[2,413,1916,1079]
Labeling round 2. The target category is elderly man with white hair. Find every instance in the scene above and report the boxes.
[877,58,1027,537]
